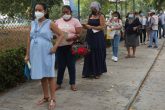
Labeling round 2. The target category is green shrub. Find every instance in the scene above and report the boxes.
[0,47,26,91]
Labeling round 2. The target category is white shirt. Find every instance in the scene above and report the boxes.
[140,16,147,25]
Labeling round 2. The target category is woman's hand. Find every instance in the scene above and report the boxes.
[24,55,29,63]
[133,27,138,31]
[82,24,92,29]
[75,34,80,38]
[82,24,87,29]
[50,47,57,54]
[85,25,92,29]
[66,36,78,42]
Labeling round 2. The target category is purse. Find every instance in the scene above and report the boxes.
[71,41,90,56]
[24,61,31,80]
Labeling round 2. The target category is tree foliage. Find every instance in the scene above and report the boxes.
[0,0,164,19]
[0,0,62,18]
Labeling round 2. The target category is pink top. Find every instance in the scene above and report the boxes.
[55,17,82,46]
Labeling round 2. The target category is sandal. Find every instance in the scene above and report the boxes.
[37,97,49,105]
[131,55,136,58]
[82,75,88,78]
[55,85,61,91]
[70,85,77,91]
[125,55,131,58]
[95,75,100,79]
[49,99,56,110]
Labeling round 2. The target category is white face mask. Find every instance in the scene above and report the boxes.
[113,17,118,19]
[35,11,44,20]
[63,14,72,21]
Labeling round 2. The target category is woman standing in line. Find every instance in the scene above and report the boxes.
[24,3,63,110]
[125,13,141,58]
[55,5,82,91]
[82,1,107,79]
[107,11,122,62]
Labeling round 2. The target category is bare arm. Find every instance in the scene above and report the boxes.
[75,27,82,37]
[24,27,31,62]
[50,22,64,53]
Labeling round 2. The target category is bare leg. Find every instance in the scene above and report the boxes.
[48,78,56,100]
[126,47,131,58]
[48,78,56,110]
[37,78,49,105]
[132,47,136,57]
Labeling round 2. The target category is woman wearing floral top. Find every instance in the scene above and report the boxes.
[107,11,122,62]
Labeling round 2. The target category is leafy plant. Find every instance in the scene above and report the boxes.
[0,47,26,91]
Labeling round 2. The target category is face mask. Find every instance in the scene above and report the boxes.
[92,10,97,15]
[35,11,44,20]
[128,14,134,19]
[113,17,118,19]
[63,14,72,21]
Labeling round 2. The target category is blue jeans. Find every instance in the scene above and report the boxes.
[111,34,121,57]
[149,30,158,47]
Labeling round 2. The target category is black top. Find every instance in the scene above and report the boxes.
[125,18,141,34]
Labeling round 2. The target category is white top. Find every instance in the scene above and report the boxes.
[140,17,147,25]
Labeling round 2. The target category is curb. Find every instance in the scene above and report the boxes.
[125,39,165,110]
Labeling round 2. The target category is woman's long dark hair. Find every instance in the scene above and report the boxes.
[32,2,49,20]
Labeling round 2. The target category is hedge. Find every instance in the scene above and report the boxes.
[0,47,26,91]
[0,38,111,92]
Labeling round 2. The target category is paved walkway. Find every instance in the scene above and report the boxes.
[130,41,165,110]
[0,39,164,110]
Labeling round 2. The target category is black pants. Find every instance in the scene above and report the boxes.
[56,45,76,85]
[140,29,146,43]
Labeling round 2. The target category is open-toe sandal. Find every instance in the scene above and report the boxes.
[131,55,136,58]
[37,97,49,105]
[49,99,56,110]
[95,76,100,79]
[125,55,131,58]
[55,85,61,91]
[70,85,77,91]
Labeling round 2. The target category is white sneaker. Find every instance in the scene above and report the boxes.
[113,57,118,62]
[111,56,115,60]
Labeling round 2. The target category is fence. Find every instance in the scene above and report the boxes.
[0,0,62,52]
[0,1,63,91]
[0,18,30,52]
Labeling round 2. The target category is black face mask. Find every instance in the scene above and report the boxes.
[92,11,97,15]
